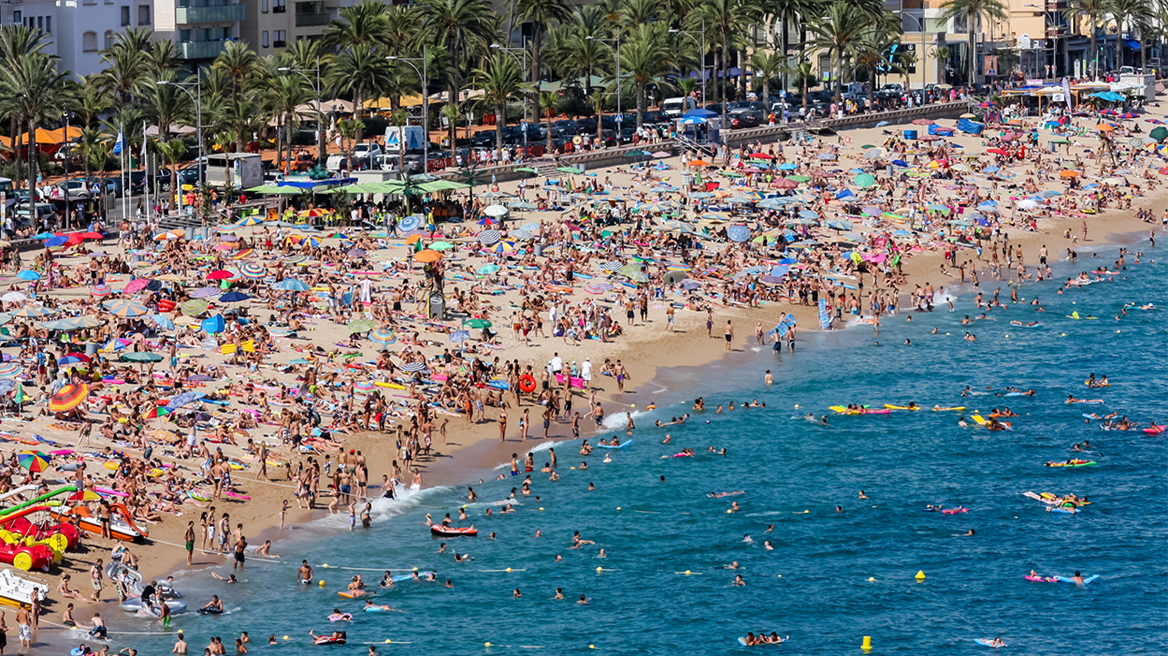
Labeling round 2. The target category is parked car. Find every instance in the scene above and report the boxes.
[727,108,762,129]
[471,131,497,148]
[277,152,316,172]
[875,84,904,100]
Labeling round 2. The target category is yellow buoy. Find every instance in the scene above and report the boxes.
[283,636,289,641]
[485,642,492,647]
[684,570,691,575]
[726,509,733,514]
[589,646,595,649]
[413,567,419,571]
[794,404,799,408]
[506,567,512,573]
[915,570,926,581]
[322,563,329,568]
[868,577,876,582]
[319,580,325,587]
[596,566,603,573]
[616,507,622,511]
[385,639,392,643]
[539,507,544,511]
[862,636,872,650]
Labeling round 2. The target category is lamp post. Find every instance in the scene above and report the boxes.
[157,77,203,188]
[586,35,621,123]
[490,43,528,146]
[669,19,707,106]
[62,110,71,230]
[278,57,323,163]
[899,11,929,92]
[388,46,429,174]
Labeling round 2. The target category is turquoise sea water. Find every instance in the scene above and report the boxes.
[115,239,1166,655]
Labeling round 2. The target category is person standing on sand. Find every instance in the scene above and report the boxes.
[498,406,508,442]
[89,559,104,602]
[15,607,29,651]
[185,521,196,566]
[724,320,734,351]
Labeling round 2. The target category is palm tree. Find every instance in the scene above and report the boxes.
[0,25,54,180]
[784,60,814,115]
[750,50,785,104]
[77,126,110,182]
[75,75,112,128]
[337,118,364,166]
[0,52,70,208]
[139,71,192,145]
[1109,0,1152,71]
[689,0,758,128]
[261,73,311,176]
[323,0,390,50]
[939,0,1007,85]
[622,25,674,127]
[539,91,558,150]
[547,8,610,96]
[213,41,261,102]
[214,131,235,191]
[441,104,461,162]
[99,28,152,101]
[146,39,181,77]
[934,45,950,83]
[156,138,187,204]
[473,54,533,152]
[803,3,876,102]
[385,6,423,55]
[419,0,495,107]
[588,87,605,144]
[761,0,814,92]
[328,43,392,145]
[515,0,572,103]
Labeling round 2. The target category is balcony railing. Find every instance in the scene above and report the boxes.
[178,40,229,59]
[294,12,329,26]
[175,3,245,24]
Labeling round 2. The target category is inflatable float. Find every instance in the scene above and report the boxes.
[430,525,478,537]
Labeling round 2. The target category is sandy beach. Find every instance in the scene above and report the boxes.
[9,101,1167,651]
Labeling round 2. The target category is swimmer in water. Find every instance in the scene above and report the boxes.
[858,490,869,500]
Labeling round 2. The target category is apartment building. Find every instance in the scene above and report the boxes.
[153,0,247,64]
[240,0,344,55]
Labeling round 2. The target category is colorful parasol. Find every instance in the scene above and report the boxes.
[48,383,89,413]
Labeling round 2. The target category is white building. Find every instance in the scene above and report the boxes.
[153,0,246,65]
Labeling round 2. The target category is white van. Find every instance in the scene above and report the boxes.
[662,96,698,118]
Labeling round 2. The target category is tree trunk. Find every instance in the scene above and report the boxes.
[637,84,646,128]
[496,101,505,153]
[546,109,553,153]
[27,119,37,221]
[354,88,365,145]
[781,21,789,92]
[738,48,747,99]
[532,28,542,145]
[1089,16,1097,78]
[969,28,976,85]
[834,52,842,103]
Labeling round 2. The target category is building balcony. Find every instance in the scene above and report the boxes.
[179,40,229,59]
[295,12,329,26]
[176,4,246,24]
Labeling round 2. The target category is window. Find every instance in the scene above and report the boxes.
[202,27,212,41]
[11,11,19,22]
[273,0,285,13]
[180,29,191,42]
[82,31,97,52]
[45,16,50,33]
[262,31,269,47]
[221,27,231,39]
[104,30,115,49]
[120,6,130,26]
[262,0,268,13]
[138,5,150,25]
[273,29,286,47]
[36,16,42,31]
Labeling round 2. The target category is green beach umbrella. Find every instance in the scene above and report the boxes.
[463,319,492,328]
[854,173,876,188]
[346,319,376,333]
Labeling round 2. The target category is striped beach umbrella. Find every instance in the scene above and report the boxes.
[101,338,131,352]
[485,241,515,254]
[369,328,396,346]
[102,298,149,318]
[49,383,89,413]
[450,330,471,343]
[189,287,220,299]
[179,299,209,316]
[236,216,264,226]
[240,263,266,279]
[347,318,376,333]
[90,283,113,297]
[354,381,376,393]
[402,361,428,373]
[149,314,176,331]
[476,230,502,245]
[0,362,21,378]
[273,279,310,291]
[232,249,256,260]
[624,271,650,283]
[284,256,308,266]
[600,261,623,271]
[155,231,184,240]
[11,306,57,318]
[16,451,50,473]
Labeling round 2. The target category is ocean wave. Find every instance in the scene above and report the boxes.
[601,409,651,430]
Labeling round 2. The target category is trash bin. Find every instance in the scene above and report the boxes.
[904,129,918,140]
[185,226,195,240]
[534,243,544,257]
[85,342,98,357]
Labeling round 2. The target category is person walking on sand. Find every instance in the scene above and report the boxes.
[89,559,104,602]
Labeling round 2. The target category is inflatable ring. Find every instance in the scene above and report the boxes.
[518,375,537,393]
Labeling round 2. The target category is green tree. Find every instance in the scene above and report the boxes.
[213,41,261,102]
[515,0,572,130]
[473,54,533,152]
[146,39,181,77]
[784,59,815,115]
[78,126,111,181]
[803,3,882,102]
[621,24,674,127]
[419,0,495,110]
[441,103,461,162]
[939,0,1007,85]
[546,5,610,95]
[323,0,390,50]
[689,0,759,128]
[750,50,786,105]
[0,52,70,208]
[328,43,392,145]
[138,71,192,146]
[156,138,188,205]
[588,88,606,143]
[0,25,54,181]
[539,91,559,150]
[99,28,153,102]
[261,73,311,176]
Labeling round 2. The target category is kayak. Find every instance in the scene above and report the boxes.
[596,440,632,449]
[430,525,478,537]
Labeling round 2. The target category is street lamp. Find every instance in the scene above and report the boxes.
[157,78,204,188]
[669,20,706,107]
[62,110,71,230]
[586,35,621,123]
[388,46,429,173]
[490,43,528,145]
[899,11,929,91]
[278,58,324,163]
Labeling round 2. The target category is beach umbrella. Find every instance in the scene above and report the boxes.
[155,231,183,240]
[16,451,50,473]
[477,264,501,275]
[485,241,516,254]
[369,328,396,346]
[16,271,39,281]
[121,352,163,363]
[166,390,205,410]
[483,205,508,218]
[0,362,19,378]
[241,263,266,279]
[103,299,149,318]
[414,249,442,263]
[298,208,329,219]
[477,230,502,245]
[189,287,220,299]
[207,269,233,281]
[863,148,885,160]
[854,173,876,188]
[726,225,751,242]
[49,383,89,413]
[450,330,471,343]
[662,270,686,285]
[402,361,428,373]
[144,406,172,419]
[86,282,112,296]
[273,279,310,292]
[600,261,623,272]
[100,338,131,352]
[429,242,454,251]
[463,319,491,329]
[284,255,309,266]
[123,278,151,294]
[179,299,210,316]
[798,210,819,220]
[346,318,376,333]
[354,381,376,393]
[1059,170,1080,178]
[12,306,57,318]
[218,291,250,303]
[398,215,422,231]
[346,248,368,258]
[0,292,26,303]
[232,248,256,260]
[624,271,650,283]
[826,219,853,231]
[44,236,69,248]
[1149,126,1168,143]
[149,314,176,331]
